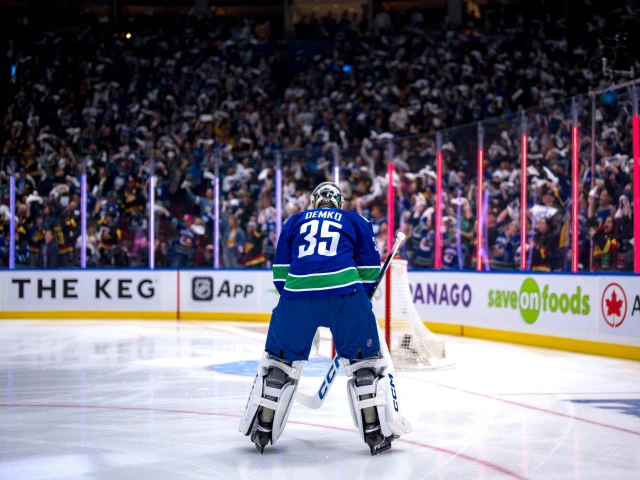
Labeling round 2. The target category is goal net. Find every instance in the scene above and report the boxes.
[382,259,454,370]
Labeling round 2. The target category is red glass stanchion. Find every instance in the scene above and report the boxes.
[385,140,394,349]
[435,132,443,270]
[632,87,640,274]
[571,99,580,273]
[476,124,484,272]
[520,112,528,271]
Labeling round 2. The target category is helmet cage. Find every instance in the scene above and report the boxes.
[311,182,344,209]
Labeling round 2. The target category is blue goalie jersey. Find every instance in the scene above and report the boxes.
[273,208,381,299]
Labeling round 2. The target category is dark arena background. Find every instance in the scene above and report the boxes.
[0,1,639,479]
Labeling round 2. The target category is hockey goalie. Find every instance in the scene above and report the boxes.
[239,182,412,455]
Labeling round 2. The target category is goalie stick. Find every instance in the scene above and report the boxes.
[295,231,406,409]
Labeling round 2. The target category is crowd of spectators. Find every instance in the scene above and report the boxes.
[0,3,637,271]
[396,90,635,273]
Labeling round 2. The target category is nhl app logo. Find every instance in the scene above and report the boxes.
[601,282,627,328]
[193,277,214,301]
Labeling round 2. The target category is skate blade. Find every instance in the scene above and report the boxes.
[370,441,392,456]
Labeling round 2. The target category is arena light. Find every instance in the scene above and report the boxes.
[456,190,463,270]
[81,172,87,268]
[149,175,155,270]
[275,161,282,243]
[9,175,15,270]
[213,175,220,270]
[331,143,340,186]
[527,192,538,271]
[571,124,579,273]
[476,126,484,272]
[434,150,443,270]
[633,88,639,274]
[520,133,528,270]
[482,189,491,271]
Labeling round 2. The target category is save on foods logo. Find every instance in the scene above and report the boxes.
[601,283,627,328]
[488,277,590,324]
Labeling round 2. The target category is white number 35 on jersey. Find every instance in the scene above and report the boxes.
[298,220,342,257]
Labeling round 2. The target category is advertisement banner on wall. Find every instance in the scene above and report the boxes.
[1,270,177,314]
[598,277,640,338]
[179,270,278,316]
[1,269,637,353]
[371,272,476,323]
[375,271,598,338]
[481,274,596,335]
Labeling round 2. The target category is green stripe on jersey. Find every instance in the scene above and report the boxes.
[356,266,380,282]
[284,267,362,291]
[273,265,290,280]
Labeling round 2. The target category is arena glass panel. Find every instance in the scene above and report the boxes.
[388,132,438,271]
[590,87,635,273]
[2,94,633,274]
[438,122,478,271]
[513,97,586,273]
[0,161,12,269]
[6,155,83,270]
[480,112,523,273]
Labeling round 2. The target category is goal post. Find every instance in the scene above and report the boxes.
[376,259,454,370]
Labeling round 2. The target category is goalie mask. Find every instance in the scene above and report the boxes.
[310,182,344,209]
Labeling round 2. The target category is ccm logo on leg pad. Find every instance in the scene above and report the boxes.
[388,373,399,412]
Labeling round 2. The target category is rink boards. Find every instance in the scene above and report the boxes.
[1,269,639,360]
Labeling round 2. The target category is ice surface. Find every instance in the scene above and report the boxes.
[0,320,639,480]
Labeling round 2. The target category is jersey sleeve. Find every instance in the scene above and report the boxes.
[351,213,381,296]
[272,216,294,294]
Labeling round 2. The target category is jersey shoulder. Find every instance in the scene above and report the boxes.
[284,211,306,228]
[343,210,371,228]
[287,211,306,222]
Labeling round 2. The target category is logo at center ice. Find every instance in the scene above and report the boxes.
[193,277,213,301]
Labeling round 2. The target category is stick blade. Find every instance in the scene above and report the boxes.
[295,389,323,409]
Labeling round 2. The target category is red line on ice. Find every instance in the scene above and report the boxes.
[403,376,640,437]
[0,403,530,480]
[490,392,640,396]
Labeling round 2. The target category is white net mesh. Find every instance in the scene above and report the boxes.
[385,260,452,370]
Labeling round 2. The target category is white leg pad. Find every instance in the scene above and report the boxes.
[346,378,365,440]
[272,382,296,442]
[341,355,412,439]
[238,352,305,444]
[375,371,412,437]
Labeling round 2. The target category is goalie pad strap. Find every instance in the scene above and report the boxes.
[357,398,378,409]
[262,357,301,378]
[263,386,283,398]
[354,384,376,395]
[340,357,386,377]
[255,397,279,411]
[343,355,413,440]
[238,352,305,444]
